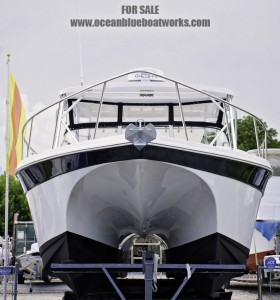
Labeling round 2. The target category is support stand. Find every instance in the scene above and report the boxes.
[52,253,245,300]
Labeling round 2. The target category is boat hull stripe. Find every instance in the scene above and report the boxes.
[17,144,271,193]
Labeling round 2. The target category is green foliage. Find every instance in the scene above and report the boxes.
[237,116,280,151]
[273,167,280,176]
[0,173,31,236]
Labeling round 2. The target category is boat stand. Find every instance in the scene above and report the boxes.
[51,252,245,300]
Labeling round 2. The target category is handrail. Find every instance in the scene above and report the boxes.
[21,69,268,159]
[224,103,233,149]
[53,102,63,149]
[253,117,261,157]
[22,69,266,132]
[93,82,106,140]
[175,82,188,141]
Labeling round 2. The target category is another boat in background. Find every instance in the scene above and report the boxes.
[247,149,280,272]
[0,236,12,266]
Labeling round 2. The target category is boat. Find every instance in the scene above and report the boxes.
[247,149,280,272]
[0,236,12,266]
[16,242,52,284]
[15,69,272,298]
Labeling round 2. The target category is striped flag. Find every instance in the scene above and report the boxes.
[7,72,26,176]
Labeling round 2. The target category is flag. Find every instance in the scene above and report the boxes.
[7,72,26,176]
[255,221,278,241]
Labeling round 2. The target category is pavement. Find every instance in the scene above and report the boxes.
[9,276,280,300]
[12,279,65,299]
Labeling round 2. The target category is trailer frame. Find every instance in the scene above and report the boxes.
[51,252,245,300]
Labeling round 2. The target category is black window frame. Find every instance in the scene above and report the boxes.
[66,98,225,131]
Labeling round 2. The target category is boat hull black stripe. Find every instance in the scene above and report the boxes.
[17,144,271,193]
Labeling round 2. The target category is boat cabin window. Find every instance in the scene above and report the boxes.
[72,101,118,124]
[65,99,227,145]
[70,100,222,126]
[174,102,220,123]
[123,105,169,122]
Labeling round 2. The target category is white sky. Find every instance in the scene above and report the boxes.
[0,0,280,173]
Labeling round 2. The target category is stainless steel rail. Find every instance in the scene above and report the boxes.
[21,70,268,159]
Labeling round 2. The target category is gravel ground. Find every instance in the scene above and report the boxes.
[8,278,280,300]
[15,289,280,300]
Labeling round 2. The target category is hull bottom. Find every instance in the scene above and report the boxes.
[40,232,249,298]
[166,233,249,297]
[40,232,120,293]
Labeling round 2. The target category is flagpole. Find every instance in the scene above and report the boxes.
[3,54,11,300]
[4,54,11,267]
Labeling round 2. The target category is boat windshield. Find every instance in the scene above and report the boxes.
[71,101,221,125]
[64,98,227,146]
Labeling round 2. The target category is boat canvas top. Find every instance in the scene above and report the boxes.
[59,81,234,104]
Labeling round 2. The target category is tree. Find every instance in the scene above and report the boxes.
[0,173,32,236]
[274,167,280,176]
[237,116,280,151]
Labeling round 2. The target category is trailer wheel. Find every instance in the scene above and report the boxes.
[42,270,52,283]
[18,273,25,284]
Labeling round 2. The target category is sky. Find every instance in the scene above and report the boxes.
[0,0,280,173]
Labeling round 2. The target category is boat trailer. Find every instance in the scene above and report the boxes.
[51,252,245,300]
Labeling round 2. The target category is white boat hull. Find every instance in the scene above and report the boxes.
[17,136,271,295]
[27,157,262,251]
